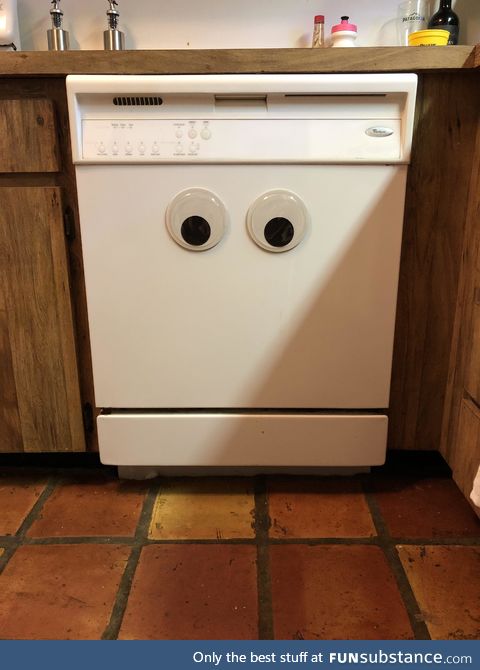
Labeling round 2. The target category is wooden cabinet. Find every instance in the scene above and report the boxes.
[0,83,92,453]
[388,72,480,454]
[0,187,85,452]
[440,82,480,505]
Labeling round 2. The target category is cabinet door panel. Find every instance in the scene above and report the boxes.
[0,187,85,452]
[0,99,59,173]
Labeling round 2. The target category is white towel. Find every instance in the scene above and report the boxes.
[470,465,480,508]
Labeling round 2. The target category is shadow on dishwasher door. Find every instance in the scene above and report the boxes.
[98,171,405,469]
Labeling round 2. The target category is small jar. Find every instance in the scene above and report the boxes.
[331,16,358,47]
[311,15,325,48]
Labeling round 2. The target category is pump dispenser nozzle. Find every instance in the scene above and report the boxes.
[104,0,125,50]
[47,0,70,50]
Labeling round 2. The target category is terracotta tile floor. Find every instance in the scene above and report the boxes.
[0,464,479,640]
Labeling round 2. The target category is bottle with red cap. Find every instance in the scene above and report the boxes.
[331,16,357,47]
[311,15,325,48]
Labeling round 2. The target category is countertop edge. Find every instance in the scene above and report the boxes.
[0,46,478,77]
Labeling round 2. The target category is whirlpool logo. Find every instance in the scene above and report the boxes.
[365,127,394,138]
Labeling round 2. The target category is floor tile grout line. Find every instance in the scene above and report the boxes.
[101,486,158,640]
[0,544,19,575]
[380,543,431,640]
[362,486,431,641]
[380,537,480,546]
[101,545,143,641]
[134,486,159,544]
[14,477,58,538]
[254,476,275,641]
[0,477,58,575]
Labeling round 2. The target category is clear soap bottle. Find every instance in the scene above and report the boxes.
[312,15,325,48]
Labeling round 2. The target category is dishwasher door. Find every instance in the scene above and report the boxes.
[76,162,407,410]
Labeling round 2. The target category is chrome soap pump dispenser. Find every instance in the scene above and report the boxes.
[104,0,125,50]
[47,0,70,51]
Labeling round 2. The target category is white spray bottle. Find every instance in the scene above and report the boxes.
[0,0,21,50]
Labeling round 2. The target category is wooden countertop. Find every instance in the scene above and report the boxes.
[0,46,479,77]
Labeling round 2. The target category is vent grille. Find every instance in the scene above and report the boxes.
[113,96,163,106]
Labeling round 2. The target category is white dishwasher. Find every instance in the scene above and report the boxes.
[67,74,417,469]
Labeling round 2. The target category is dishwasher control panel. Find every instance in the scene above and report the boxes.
[82,119,213,159]
[68,74,417,164]
[81,118,402,163]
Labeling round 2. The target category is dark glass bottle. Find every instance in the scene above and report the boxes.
[428,0,459,45]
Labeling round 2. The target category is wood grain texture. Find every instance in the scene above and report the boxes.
[441,98,480,464]
[0,99,59,173]
[388,72,480,451]
[0,187,84,452]
[452,399,480,515]
[0,295,22,452]
[0,47,476,78]
[465,278,480,406]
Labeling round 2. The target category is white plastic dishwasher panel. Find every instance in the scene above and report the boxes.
[98,413,388,467]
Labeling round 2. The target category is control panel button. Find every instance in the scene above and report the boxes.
[175,129,184,139]
[200,128,211,140]
[139,142,146,155]
[98,142,107,154]
[112,142,119,155]
[175,142,184,153]
[188,128,197,139]
[152,142,160,155]
[125,141,133,155]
